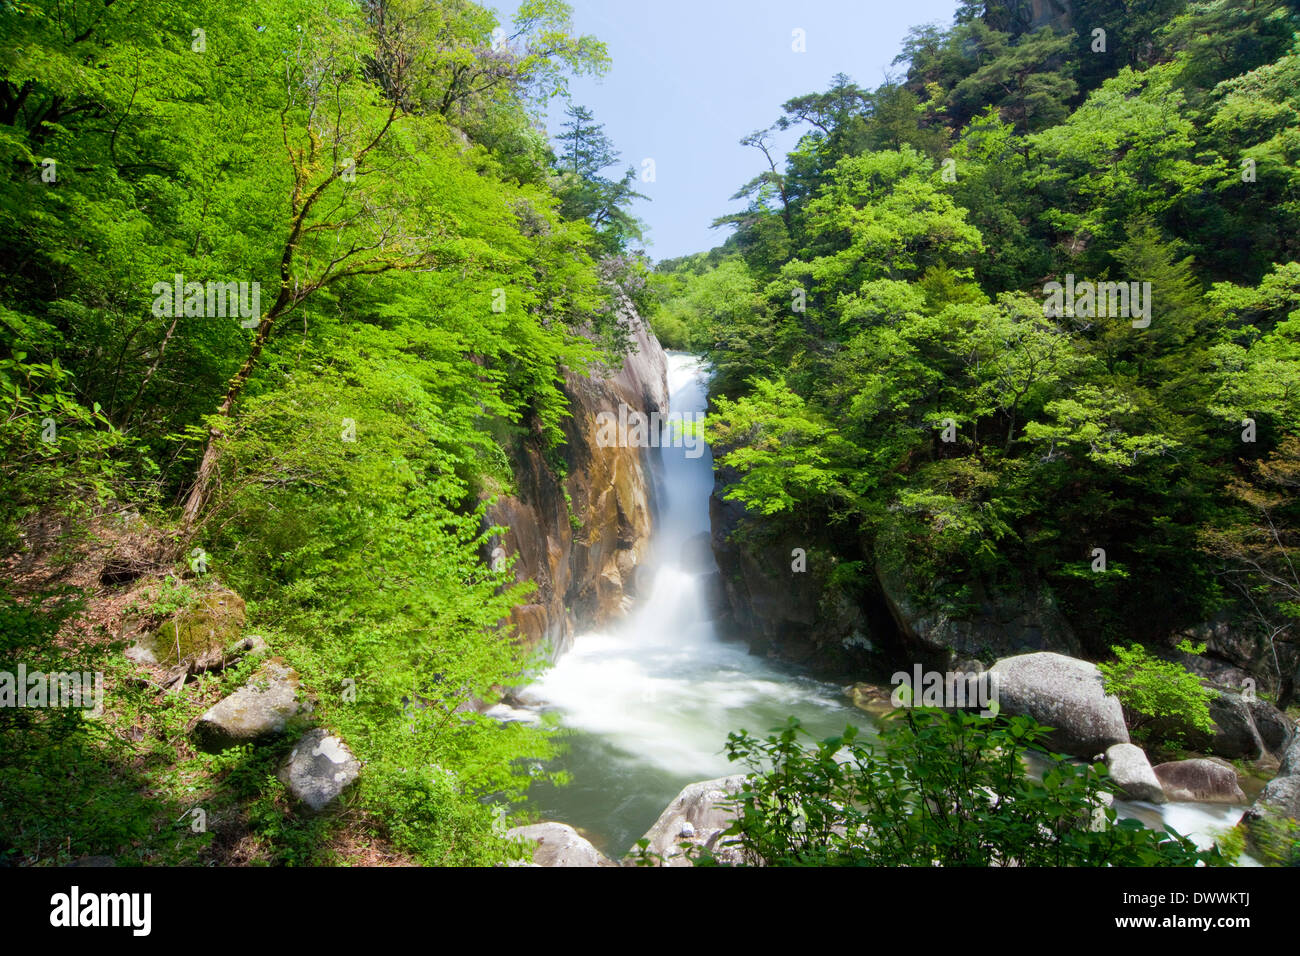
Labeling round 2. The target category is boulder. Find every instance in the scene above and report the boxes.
[987,652,1129,758]
[128,587,247,671]
[1246,698,1295,759]
[194,661,303,750]
[506,822,617,867]
[1252,774,1300,820]
[126,589,266,692]
[1205,692,1265,760]
[846,682,896,719]
[1152,759,1246,804]
[1187,693,1296,764]
[626,775,747,867]
[1105,743,1165,803]
[278,729,360,811]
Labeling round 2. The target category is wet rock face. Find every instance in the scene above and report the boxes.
[707,473,880,675]
[1171,690,1296,767]
[1281,735,1300,778]
[485,298,668,657]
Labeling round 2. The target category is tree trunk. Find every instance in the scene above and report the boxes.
[179,310,279,528]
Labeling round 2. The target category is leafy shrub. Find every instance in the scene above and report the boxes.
[1098,641,1216,743]
[713,709,1218,867]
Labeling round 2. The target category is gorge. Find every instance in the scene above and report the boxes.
[502,344,1271,864]
[3,0,1299,874]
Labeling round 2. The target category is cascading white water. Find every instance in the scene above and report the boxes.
[504,352,1256,863]
[501,353,858,854]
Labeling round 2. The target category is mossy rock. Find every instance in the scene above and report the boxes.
[141,587,247,671]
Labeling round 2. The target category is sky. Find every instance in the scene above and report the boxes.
[489,0,961,262]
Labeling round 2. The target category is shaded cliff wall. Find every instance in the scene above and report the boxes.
[486,298,668,659]
[708,462,898,679]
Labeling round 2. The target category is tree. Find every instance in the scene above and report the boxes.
[706,376,859,519]
[181,8,436,526]
[1201,437,1300,707]
[362,0,609,119]
[553,104,646,254]
[948,24,1078,133]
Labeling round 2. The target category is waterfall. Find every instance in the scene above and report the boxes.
[500,353,1255,863]
[498,353,855,853]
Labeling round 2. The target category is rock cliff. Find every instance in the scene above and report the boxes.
[485,297,668,659]
[708,463,892,676]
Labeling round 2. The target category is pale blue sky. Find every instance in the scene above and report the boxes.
[491,0,960,260]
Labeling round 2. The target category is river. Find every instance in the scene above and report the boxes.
[498,352,1253,863]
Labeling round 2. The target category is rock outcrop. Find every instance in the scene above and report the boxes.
[1152,759,1247,804]
[987,652,1129,758]
[626,775,748,867]
[1175,616,1300,706]
[506,822,617,867]
[485,296,668,658]
[877,534,1080,666]
[1024,0,1073,33]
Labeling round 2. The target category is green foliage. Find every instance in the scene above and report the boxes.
[715,710,1217,867]
[0,586,160,865]
[706,377,858,517]
[554,104,646,254]
[0,0,636,866]
[1098,643,1217,742]
[656,0,1300,657]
